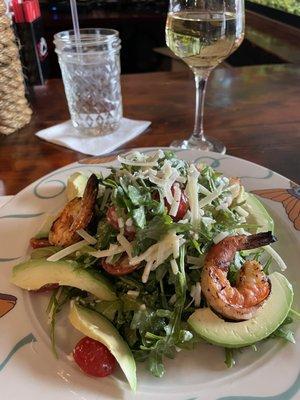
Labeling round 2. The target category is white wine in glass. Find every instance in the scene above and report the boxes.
[166,1,245,153]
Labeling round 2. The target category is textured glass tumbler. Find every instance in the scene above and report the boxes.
[54,29,122,136]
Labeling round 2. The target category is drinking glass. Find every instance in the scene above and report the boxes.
[166,0,245,153]
[54,28,122,136]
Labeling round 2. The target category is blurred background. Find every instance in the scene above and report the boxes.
[16,0,300,77]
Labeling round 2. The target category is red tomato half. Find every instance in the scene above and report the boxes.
[165,186,188,222]
[173,188,188,221]
[73,337,116,378]
[153,185,188,221]
[30,237,51,249]
[102,255,138,276]
[106,206,135,239]
[106,206,119,230]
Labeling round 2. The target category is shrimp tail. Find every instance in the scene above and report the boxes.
[243,231,277,250]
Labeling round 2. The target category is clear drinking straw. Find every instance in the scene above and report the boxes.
[70,0,80,47]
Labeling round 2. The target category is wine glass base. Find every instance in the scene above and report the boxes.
[170,136,226,154]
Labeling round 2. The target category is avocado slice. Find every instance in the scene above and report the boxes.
[245,193,274,233]
[69,302,137,392]
[11,259,116,301]
[188,272,293,348]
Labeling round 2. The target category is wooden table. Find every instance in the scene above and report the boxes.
[1,64,299,196]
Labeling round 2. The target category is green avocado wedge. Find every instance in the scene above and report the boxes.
[245,193,274,233]
[69,302,137,392]
[10,259,116,301]
[188,272,293,348]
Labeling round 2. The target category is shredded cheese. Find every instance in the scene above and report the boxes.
[164,186,174,205]
[118,218,124,229]
[105,255,115,264]
[190,285,196,298]
[170,259,179,275]
[147,161,180,206]
[127,290,140,299]
[125,218,133,227]
[47,240,87,262]
[76,229,97,245]
[186,164,200,226]
[130,244,157,266]
[235,206,249,218]
[117,155,158,167]
[131,233,185,282]
[194,282,202,308]
[176,175,187,184]
[169,294,177,305]
[169,184,181,217]
[198,184,211,196]
[186,255,203,266]
[117,233,132,258]
[228,183,240,199]
[172,234,181,259]
[198,182,225,209]
[213,231,230,244]
[142,259,154,283]
[100,188,111,210]
[89,244,124,258]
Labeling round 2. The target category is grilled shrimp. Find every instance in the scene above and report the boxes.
[49,174,98,246]
[201,232,276,321]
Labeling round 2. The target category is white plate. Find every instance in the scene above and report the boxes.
[0,148,299,400]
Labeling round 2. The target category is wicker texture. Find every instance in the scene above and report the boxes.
[0,1,32,135]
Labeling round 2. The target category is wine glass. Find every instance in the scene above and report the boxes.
[166,0,245,153]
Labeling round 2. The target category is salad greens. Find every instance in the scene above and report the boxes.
[25,150,295,377]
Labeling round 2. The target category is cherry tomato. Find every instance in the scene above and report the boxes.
[73,336,116,378]
[102,255,138,276]
[106,206,119,230]
[30,237,51,249]
[32,283,59,293]
[106,206,135,240]
[173,188,188,222]
[153,185,188,222]
[164,186,188,222]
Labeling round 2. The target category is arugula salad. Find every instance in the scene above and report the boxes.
[11,151,297,391]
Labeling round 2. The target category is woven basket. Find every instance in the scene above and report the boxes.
[0,0,32,135]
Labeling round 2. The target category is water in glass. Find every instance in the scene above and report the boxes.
[54,29,122,136]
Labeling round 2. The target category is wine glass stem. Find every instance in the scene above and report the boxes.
[192,71,210,142]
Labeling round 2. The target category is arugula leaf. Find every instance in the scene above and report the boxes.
[270,315,295,343]
[121,295,142,312]
[96,221,117,250]
[114,186,132,213]
[140,246,187,377]
[271,328,295,343]
[102,178,118,188]
[47,287,82,357]
[132,206,146,229]
[224,348,236,368]
[135,214,173,242]
[227,264,239,286]
[148,349,165,378]
[127,185,149,206]
[74,253,98,269]
[134,215,190,251]
[263,257,273,275]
